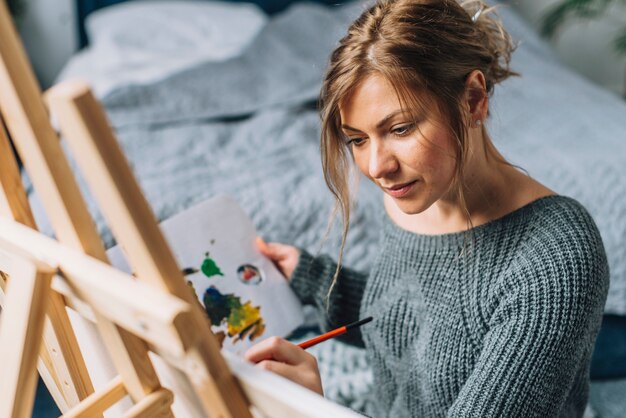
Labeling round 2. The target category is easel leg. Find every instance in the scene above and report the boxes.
[0,258,54,418]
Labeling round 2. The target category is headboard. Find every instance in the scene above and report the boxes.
[76,0,127,47]
[76,0,347,48]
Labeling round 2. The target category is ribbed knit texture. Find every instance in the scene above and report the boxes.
[290,195,609,417]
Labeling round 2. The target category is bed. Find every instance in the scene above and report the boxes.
[29,0,626,414]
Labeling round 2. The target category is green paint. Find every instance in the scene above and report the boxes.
[201,252,223,278]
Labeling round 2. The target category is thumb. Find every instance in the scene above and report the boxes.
[256,237,284,259]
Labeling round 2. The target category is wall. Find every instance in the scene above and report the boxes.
[507,0,626,97]
[17,0,77,89]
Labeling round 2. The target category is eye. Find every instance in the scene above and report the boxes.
[345,137,367,147]
[391,123,415,137]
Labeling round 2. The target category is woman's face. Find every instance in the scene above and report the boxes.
[339,74,458,215]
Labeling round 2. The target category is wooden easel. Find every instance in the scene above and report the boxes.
[0,0,250,416]
[0,1,363,417]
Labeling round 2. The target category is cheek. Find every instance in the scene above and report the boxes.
[424,146,457,187]
[404,135,457,183]
[431,156,457,188]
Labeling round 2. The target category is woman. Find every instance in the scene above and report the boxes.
[245,0,609,416]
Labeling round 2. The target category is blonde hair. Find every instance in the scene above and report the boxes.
[319,0,519,295]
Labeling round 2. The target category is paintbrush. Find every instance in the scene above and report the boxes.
[298,317,373,350]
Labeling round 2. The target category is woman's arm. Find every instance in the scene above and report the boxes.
[258,237,370,347]
[289,250,370,347]
[447,247,609,417]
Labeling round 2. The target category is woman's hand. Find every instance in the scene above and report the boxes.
[244,336,323,395]
[256,237,300,281]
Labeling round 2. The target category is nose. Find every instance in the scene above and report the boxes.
[368,141,398,180]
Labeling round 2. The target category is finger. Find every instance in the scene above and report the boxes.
[244,337,304,365]
[256,238,286,259]
[267,242,290,260]
[244,337,301,364]
[256,359,302,382]
[255,236,271,255]
[257,238,291,260]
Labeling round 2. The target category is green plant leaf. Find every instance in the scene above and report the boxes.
[614,27,626,56]
[541,0,614,38]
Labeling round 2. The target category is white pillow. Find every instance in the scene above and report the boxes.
[56,0,267,97]
[86,0,268,62]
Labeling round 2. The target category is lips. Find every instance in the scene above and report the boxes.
[383,180,417,198]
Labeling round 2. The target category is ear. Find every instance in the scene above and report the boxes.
[464,70,488,127]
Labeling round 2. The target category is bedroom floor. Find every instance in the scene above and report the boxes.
[31,377,626,417]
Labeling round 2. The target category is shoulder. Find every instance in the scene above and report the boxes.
[515,195,606,265]
[494,195,609,311]
[478,195,607,272]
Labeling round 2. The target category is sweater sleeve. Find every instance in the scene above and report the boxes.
[447,235,609,417]
[289,249,369,347]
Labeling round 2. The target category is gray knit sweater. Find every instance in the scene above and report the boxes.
[290,196,609,417]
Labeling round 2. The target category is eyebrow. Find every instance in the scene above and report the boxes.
[341,110,406,133]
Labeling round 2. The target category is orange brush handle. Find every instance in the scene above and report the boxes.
[298,327,347,350]
[297,317,373,350]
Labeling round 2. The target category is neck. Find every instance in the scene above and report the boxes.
[440,136,513,222]
[424,167,514,233]
[388,134,546,235]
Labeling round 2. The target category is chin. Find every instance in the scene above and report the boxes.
[392,197,430,215]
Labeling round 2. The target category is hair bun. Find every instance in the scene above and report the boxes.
[461,0,518,92]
